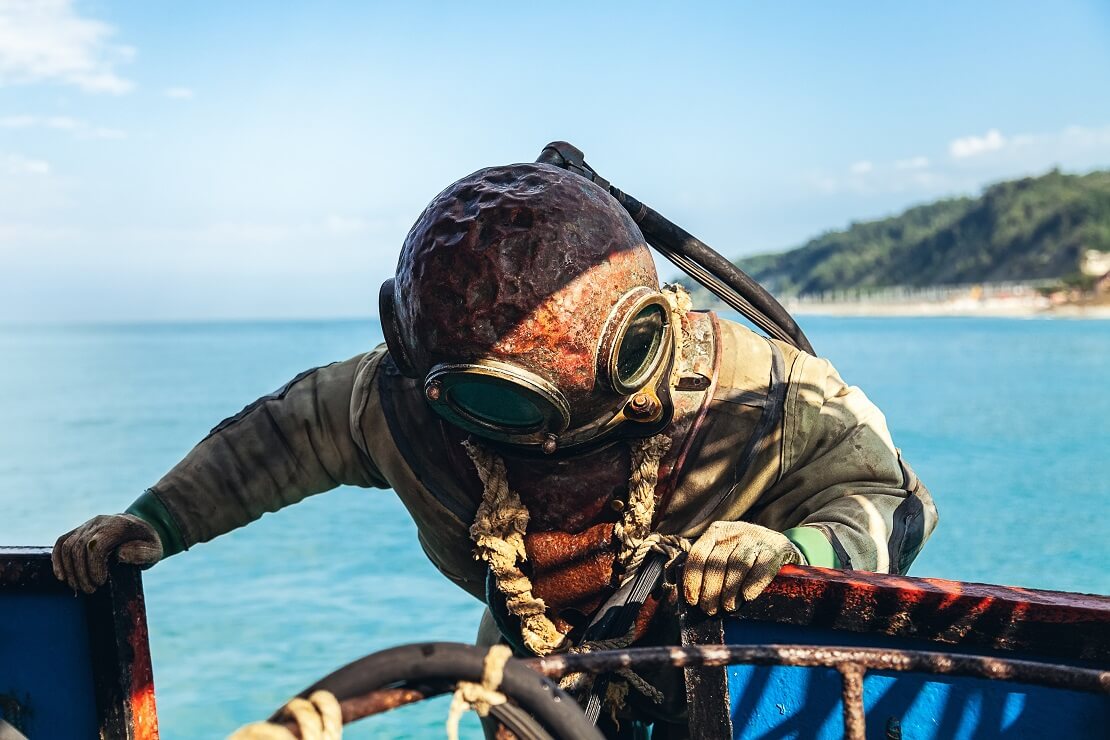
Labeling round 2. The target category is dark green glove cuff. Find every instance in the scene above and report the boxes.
[126,488,188,559]
[783,526,841,569]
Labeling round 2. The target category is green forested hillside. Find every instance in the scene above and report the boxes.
[729,169,1110,296]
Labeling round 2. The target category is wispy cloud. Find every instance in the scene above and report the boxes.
[894,156,929,170]
[0,114,125,139]
[947,124,1110,166]
[0,214,387,278]
[949,129,1006,159]
[106,215,378,250]
[808,123,1110,197]
[809,154,941,195]
[0,0,134,94]
[164,86,194,100]
[1,152,50,175]
[0,222,74,243]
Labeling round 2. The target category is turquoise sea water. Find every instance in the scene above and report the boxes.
[1,316,1107,738]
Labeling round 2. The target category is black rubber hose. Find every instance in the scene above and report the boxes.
[613,188,814,354]
[491,702,557,740]
[287,642,604,740]
[536,142,815,354]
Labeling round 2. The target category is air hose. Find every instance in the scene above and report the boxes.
[278,642,604,740]
[536,141,815,355]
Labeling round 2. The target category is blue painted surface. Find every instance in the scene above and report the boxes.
[723,619,1109,739]
[0,593,100,738]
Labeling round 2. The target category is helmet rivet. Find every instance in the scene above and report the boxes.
[425,380,442,402]
[627,392,661,421]
[542,434,558,455]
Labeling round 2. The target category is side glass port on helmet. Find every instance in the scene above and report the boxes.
[615,304,667,390]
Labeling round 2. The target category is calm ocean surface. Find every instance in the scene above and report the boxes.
[1,316,1107,738]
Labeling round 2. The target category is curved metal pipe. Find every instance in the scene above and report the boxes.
[530,643,1110,695]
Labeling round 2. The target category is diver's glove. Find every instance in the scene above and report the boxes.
[52,514,163,593]
[682,520,804,615]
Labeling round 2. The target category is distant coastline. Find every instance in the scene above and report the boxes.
[784,295,1110,319]
[703,168,1110,322]
[699,280,1110,319]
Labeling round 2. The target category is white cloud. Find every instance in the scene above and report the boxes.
[813,155,940,196]
[0,0,134,94]
[809,122,1110,198]
[949,129,1006,159]
[0,113,125,139]
[946,124,1110,169]
[164,86,194,99]
[1,152,50,175]
[86,126,125,140]
[895,156,930,170]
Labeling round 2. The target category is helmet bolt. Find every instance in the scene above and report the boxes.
[425,381,442,402]
[542,434,558,455]
[627,392,661,420]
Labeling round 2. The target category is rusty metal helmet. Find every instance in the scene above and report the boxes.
[379,162,675,452]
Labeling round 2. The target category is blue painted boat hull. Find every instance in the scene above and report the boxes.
[723,620,1108,739]
[0,548,158,739]
[679,565,1109,740]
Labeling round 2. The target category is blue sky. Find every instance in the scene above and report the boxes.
[2,1,1109,322]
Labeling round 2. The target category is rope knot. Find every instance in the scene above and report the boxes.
[446,645,513,740]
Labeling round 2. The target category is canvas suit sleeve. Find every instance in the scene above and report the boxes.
[128,351,390,552]
[752,351,938,574]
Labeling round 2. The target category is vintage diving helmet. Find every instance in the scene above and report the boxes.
[378,162,677,453]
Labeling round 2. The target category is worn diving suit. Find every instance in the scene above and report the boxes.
[55,162,937,736]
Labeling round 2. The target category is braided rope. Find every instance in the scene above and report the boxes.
[662,283,694,378]
[613,435,690,576]
[227,691,341,740]
[463,440,566,656]
[446,644,513,740]
[605,680,630,728]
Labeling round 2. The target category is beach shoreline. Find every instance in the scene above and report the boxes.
[784,300,1110,319]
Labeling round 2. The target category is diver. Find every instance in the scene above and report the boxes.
[53,159,937,737]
